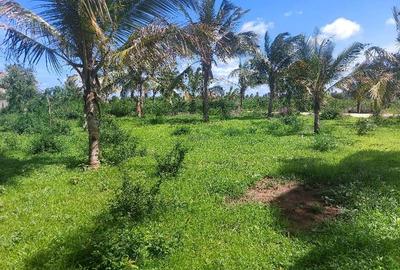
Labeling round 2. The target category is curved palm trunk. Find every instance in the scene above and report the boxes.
[313,93,321,134]
[82,71,101,169]
[201,61,211,122]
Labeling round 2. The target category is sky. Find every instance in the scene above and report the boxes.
[0,0,399,94]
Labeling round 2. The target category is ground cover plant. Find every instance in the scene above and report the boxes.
[0,114,399,269]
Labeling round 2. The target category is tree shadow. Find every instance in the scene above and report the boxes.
[278,150,400,268]
[0,153,84,186]
[279,150,400,187]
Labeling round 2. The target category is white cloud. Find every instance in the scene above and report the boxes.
[212,58,239,83]
[386,17,396,25]
[321,17,361,40]
[284,10,303,17]
[240,19,274,37]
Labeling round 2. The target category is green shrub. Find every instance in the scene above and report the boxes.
[313,133,338,152]
[101,117,139,164]
[147,116,165,125]
[218,98,236,119]
[171,126,191,136]
[223,127,243,137]
[111,176,157,220]
[356,119,376,135]
[264,116,303,136]
[109,99,133,117]
[320,105,342,120]
[31,134,62,154]
[155,142,188,178]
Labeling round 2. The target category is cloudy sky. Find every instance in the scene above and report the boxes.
[0,0,399,94]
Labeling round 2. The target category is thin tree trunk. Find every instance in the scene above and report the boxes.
[239,87,245,112]
[136,84,144,118]
[268,86,275,117]
[267,79,275,117]
[84,87,100,169]
[356,100,361,114]
[201,61,211,122]
[313,94,321,134]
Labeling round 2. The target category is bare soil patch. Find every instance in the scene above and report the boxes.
[233,178,341,231]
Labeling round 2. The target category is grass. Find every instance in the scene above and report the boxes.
[0,114,399,269]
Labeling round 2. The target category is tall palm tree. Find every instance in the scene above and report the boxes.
[180,0,257,122]
[250,32,301,117]
[229,61,256,111]
[0,0,192,168]
[293,36,366,133]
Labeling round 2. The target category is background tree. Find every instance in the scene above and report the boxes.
[0,0,192,168]
[292,36,365,133]
[0,64,38,113]
[229,61,256,111]
[250,32,301,117]
[180,0,257,122]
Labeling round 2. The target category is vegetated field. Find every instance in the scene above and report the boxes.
[0,114,399,269]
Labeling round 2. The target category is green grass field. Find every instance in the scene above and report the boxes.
[0,115,399,269]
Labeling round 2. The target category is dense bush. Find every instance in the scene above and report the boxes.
[265,115,304,136]
[109,99,134,117]
[356,118,376,135]
[321,98,344,120]
[111,176,158,220]
[101,117,139,164]
[155,142,188,178]
[171,126,191,136]
[31,134,62,154]
[313,133,338,152]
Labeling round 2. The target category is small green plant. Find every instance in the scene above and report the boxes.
[101,117,139,164]
[223,127,243,137]
[111,176,158,220]
[313,133,338,152]
[320,104,342,120]
[155,142,188,178]
[356,118,376,135]
[171,126,191,136]
[31,134,62,154]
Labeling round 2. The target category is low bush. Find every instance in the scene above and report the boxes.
[265,115,304,136]
[101,117,139,164]
[155,142,188,178]
[109,99,133,117]
[111,176,158,220]
[31,134,62,154]
[171,126,191,136]
[223,127,244,137]
[313,133,338,152]
[356,118,376,135]
[320,101,342,120]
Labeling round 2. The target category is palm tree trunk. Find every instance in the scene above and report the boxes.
[201,61,211,122]
[82,70,101,169]
[267,78,275,117]
[356,100,361,114]
[313,94,321,134]
[239,86,245,111]
[136,83,144,118]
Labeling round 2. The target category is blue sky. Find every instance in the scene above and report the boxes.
[0,0,399,93]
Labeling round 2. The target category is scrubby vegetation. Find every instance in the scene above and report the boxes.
[1,0,400,269]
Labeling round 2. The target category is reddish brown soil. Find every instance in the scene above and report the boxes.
[234,178,341,231]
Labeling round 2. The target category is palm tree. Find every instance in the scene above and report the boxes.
[180,0,257,122]
[0,0,192,168]
[250,32,301,117]
[229,61,256,111]
[336,66,371,113]
[293,36,366,133]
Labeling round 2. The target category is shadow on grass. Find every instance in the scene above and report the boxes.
[0,153,85,186]
[279,150,400,187]
[279,150,400,269]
